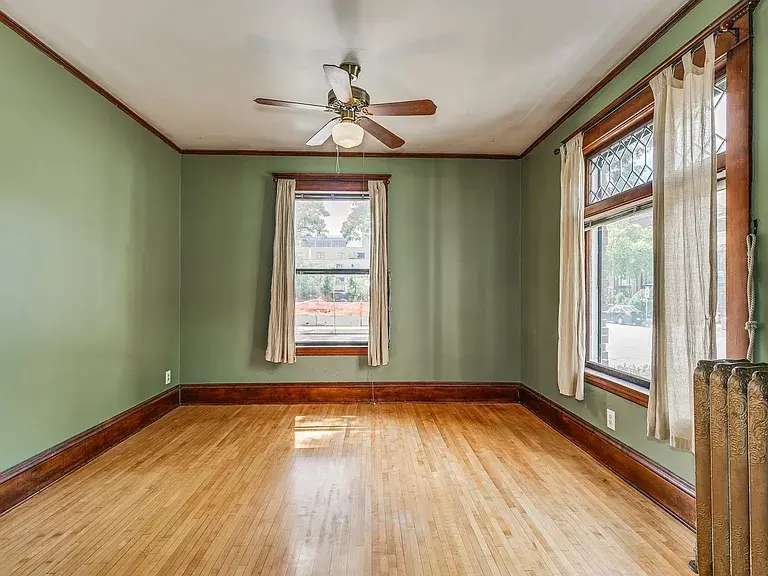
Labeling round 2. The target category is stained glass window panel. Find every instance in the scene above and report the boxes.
[587,124,654,205]
[587,80,725,206]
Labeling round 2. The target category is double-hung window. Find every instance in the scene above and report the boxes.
[581,44,748,406]
[277,172,390,357]
[585,122,656,387]
[294,192,370,351]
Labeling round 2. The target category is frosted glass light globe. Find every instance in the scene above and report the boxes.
[332,120,364,148]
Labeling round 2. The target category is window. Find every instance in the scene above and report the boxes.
[714,76,727,154]
[715,176,726,357]
[294,193,370,349]
[588,124,653,205]
[587,208,653,383]
[582,61,746,405]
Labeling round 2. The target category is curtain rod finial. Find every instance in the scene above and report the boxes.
[718,18,740,42]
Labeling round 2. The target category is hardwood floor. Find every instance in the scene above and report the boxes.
[0,404,694,575]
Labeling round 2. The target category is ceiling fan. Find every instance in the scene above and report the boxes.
[254,62,436,150]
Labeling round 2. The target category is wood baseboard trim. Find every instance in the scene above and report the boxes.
[180,382,521,404]
[519,385,696,529]
[0,387,179,516]
[1,380,693,530]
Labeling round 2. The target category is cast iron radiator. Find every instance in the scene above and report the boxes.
[693,360,768,576]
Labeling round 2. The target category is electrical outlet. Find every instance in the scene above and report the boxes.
[165,370,172,386]
[606,409,616,431]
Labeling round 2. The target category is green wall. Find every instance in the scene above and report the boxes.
[5,0,765,486]
[520,0,768,483]
[0,25,181,471]
[180,155,521,384]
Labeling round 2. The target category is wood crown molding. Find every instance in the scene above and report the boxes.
[0,387,179,516]
[0,10,180,153]
[519,386,695,529]
[520,0,703,156]
[521,0,761,156]
[3,0,759,160]
[185,150,520,160]
[561,9,750,149]
[180,382,521,404]
[2,10,517,159]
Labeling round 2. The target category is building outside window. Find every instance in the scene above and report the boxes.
[294,194,371,346]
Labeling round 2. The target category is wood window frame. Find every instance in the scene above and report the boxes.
[273,173,390,357]
[580,11,753,407]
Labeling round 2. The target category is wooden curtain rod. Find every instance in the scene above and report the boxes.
[272,173,391,191]
[272,172,391,184]
[553,0,758,155]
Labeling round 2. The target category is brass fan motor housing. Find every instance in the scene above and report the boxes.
[327,86,370,110]
[340,62,361,81]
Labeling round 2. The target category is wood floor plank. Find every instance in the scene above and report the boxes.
[0,404,693,575]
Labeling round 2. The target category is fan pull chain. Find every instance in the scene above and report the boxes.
[335,145,341,173]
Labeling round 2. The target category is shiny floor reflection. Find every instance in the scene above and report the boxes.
[0,404,694,575]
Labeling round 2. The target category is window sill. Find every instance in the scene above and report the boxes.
[296,346,368,357]
[584,367,649,408]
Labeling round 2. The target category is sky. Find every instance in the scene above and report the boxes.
[324,200,354,236]
[297,198,365,248]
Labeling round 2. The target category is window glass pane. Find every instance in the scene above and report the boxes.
[588,208,653,381]
[295,198,370,270]
[587,80,724,206]
[714,77,727,155]
[716,177,726,358]
[295,274,369,345]
[587,124,653,205]
[294,195,371,346]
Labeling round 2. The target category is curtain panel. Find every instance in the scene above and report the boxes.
[265,179,297,364]
[557,134,586,401]
[648,35,717,451]
[368,180,389,366]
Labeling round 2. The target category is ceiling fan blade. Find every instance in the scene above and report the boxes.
[254,98,330,112]
[358,117,405,149]
[306,117,342,146]
[323,65,354,104]
[364,99,437,116]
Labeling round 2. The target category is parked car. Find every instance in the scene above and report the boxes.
[604,304,645,326]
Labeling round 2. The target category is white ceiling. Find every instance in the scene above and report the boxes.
[0,0,687,155]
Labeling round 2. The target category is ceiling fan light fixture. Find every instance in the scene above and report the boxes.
[331,119,364,148]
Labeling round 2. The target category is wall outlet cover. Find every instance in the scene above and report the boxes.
[606,409,616,431]
[165,370,172,386]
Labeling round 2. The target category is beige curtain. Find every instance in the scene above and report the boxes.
[265,179,297,364]
[648,36,717,451]
[368,180,389,366]
[557,134,586,401]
